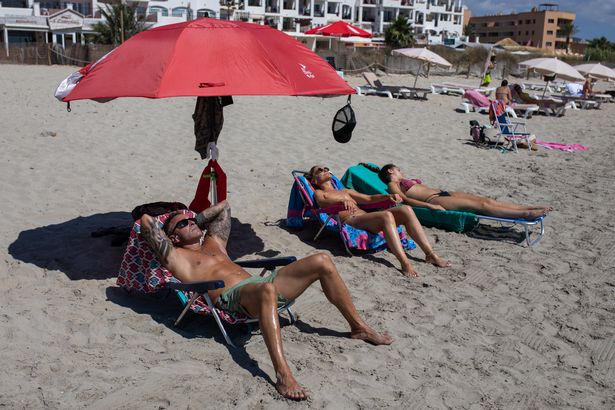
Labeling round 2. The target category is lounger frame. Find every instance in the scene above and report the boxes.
[473,215,545,247]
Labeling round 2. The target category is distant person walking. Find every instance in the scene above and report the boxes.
[481,55,496,87]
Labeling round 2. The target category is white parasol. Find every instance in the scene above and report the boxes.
[392,48,452,88]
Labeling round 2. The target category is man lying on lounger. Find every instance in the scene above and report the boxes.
[140,200,392,401]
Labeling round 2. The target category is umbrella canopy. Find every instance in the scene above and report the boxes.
[519,57,585,82]
[391,47,451,87]
[573,63,615,82]
[391,48,452,68]
[61,18,355,102]
[305,21,372,38]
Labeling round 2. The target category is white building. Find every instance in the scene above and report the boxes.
[0,0,465,56]
[230,0,466,37]
[359,0,466,37]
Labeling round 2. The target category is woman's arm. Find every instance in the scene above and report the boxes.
[313,189,358,211]
[345,189,396,204]
[388,182,443,210]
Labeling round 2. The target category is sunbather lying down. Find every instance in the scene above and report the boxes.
[140,200,392,401]
[512,84,566,109]
[308,166,450,277]
[367,163,552,220]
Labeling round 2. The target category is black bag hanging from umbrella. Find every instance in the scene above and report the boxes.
[332,96,356,143]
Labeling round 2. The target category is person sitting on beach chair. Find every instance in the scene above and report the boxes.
[307,166,450,277]
[140,200,392,401]
[369,163,552,220]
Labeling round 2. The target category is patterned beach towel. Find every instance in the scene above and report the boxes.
[286,173,415,252]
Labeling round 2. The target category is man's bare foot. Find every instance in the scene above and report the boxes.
[351,326,394,345]
[276,374,310,401]
[425,252,451,268]
[401,260,419,278]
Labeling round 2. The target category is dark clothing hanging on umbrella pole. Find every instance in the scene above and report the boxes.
[192,96,233,159]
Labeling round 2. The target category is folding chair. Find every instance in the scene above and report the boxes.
[288,170,415,256]
[490,100,533,152]
[117,210,297,347]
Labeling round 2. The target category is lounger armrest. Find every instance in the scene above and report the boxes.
[168,280,225,293]
[235,256,298,269]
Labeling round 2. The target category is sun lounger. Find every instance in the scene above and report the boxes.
[431,83,465,96]
[341,163,546,246]
[287,170,416,255]
[443,82,496,96]
[549,94,602,109]
[117,210,297,347]
[355,85,394,99]
[362,72,430,100]
[508,103,540,119]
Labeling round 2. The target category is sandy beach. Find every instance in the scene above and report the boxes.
[1,63,614,408]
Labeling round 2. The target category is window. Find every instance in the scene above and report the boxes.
[548,18,554,23]
[172,7,188,17]
[546,41,552,46]
[547,30,553,35]
[149,6,168,16]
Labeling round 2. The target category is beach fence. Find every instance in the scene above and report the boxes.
[0,43,113,66]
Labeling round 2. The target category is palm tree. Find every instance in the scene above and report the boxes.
[588,36,611,50]
[463,23,474,38]
[92,1,146,46]
[558,22,577,54]
[385,16,414,49]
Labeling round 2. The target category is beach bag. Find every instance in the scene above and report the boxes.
[469,120,486,145]
[131,201,188,221]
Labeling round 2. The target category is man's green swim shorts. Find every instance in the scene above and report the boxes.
[215,271,290,317]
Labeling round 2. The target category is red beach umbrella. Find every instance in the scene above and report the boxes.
[305,21,372,38]
[59,18,354,102]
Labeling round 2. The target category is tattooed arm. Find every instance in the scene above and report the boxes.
[140,214,176,267]
[197,200,232,247]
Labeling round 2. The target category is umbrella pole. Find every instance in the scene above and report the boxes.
[414,64,422,88]
[541,80,549,99]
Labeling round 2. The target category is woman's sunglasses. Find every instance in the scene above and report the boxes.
[310,167,329,178]
[170,217,197,234]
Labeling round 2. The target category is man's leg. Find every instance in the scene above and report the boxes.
[273,253,394,345]
[239,282,309,401]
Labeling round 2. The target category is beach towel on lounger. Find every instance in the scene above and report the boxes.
[341,163,479,233]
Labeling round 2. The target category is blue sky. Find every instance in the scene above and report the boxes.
[463,0,615,41]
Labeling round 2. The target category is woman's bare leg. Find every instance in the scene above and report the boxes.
[432,196,545,219]
[347,211,418,277]
[386,206,450,268]
[450,192,550,211]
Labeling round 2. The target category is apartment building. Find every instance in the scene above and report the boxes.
[357,0,465,38]
[468,3,575,52]
[231,0,465,36]
[1,0,465,55]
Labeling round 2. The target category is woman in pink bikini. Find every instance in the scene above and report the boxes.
[307,165,450,278]
[367,163,551,220]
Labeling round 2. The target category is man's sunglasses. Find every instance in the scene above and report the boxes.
[170,217,197,234]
